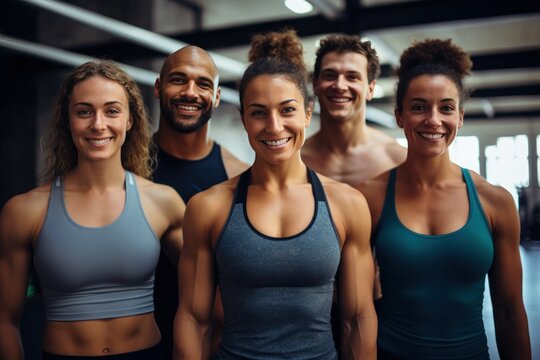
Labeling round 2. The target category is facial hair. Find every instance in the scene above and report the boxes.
[160,97,213,134]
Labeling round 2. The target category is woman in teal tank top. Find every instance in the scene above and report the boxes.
[358,39,531,360]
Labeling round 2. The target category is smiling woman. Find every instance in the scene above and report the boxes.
[358,39,531,360]
[174,29,377,360]
[0,60,186,359]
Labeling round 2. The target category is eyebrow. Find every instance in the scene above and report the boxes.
[167,71,214,85]
[247,99,299,108]
[73,101,124,107]
[409,98,456,103]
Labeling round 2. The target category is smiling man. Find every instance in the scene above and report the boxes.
[152,45,247,358]
[302,35,406,188]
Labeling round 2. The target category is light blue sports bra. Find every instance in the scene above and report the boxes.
[34,172,160,321]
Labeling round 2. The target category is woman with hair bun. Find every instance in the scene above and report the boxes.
[359,39,531,360]
[175,29,377,360]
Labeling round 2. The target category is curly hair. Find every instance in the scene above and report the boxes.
[313,34,380,83]
[41,60,155,182]
[395,38,473,112]
[240,28,310,114]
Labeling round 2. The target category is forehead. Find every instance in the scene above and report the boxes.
[70,76,128,103]
[163,48,218,79]
[406,74,460,98]
[244,75,303,104]
[320,51,368,73]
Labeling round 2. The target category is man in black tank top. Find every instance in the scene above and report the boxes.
[152,45,248,359]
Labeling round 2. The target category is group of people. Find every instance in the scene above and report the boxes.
[0,27,531,360]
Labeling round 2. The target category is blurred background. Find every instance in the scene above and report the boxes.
[1,1,539,358]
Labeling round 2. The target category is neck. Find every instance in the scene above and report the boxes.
[399,152,459,187]
[250,156,308,190]
[68,159,125,191]
[316,114,368,152]
[155,118,213,160]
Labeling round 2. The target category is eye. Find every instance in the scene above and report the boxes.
[170,76,186,85]
[250,110,266,117]
[76,108,92,117]
[440,104,455,113]
[106,108,121,116]
[347,74,361,81]
[282,106,296,114]
[198,81,212,89]
[410,104,425,112]
[321,72,336,81]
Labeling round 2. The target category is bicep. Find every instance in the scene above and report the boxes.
[338,201,374,316]
[178,199,216,324]
[0,201,33,321]
[488,198,523,308]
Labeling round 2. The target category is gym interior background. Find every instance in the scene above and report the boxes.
[1,0,539,359]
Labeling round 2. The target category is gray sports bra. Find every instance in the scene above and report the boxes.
[34,172,160,321]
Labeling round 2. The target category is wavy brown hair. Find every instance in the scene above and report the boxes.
[41,60,155,181]
[313,34,380,83]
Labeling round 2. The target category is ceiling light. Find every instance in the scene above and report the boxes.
[284,0,314,14]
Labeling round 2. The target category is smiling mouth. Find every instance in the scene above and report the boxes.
[87,137,113,145]
[174,103,201,112]
[329,96,351,103]
[261,137,291,146]
[418,132,445,139]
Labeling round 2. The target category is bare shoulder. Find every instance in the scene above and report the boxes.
[468,170,517,221]
[317,174,368,209]
[220,145,250,178]
[0,184,51,244]
[188,177,238,211]
[133,175,185,213]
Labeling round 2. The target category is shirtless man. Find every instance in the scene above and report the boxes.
[302,34,406,187]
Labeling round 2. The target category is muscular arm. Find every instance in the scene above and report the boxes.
[174,193,217,360]
[484,186,531,359]
[159,187,186,267]
[0,196,36,360]
[336,189,377,359]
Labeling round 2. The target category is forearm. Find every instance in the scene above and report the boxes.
[494,309,531,360]
[0,323,24,360]
[173,315,211,360]
[340,314,377,360]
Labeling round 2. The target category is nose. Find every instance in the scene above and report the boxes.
[332,75,347,90]
[180,80,198,99]
[265,111,284,134]
[90,112,106,131]
[425,108,442,127]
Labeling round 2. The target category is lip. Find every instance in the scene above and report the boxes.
[260,137,292,149]
[172,102,203,115]
[86,137,114,146]
[417,132,445,140]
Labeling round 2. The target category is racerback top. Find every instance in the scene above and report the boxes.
[34,172,160,321]
[215,168,341,360]
[374,168,494,360]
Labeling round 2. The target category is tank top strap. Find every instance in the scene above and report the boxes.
[383,168,398,214]
[307,168,326,203]
[47,176,64,216]
[460,167,490,226]
[233,168,252,205]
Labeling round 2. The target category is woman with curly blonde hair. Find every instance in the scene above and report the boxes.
[0,59,185,359]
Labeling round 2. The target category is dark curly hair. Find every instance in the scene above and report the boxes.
[395,38,472,112]
[239,28,309,114]
[313,34,380,83]
[41,60,155,181]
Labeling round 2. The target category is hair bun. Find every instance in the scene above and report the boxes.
[398,38,472,79]
[248,28,306,71]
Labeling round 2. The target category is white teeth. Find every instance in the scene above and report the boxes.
[419,133,444,139]
[88,138,112,145]
[175,104,199,111]
[263,138,290,146]
[330,97,349,103]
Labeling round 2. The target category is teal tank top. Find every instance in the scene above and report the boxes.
[374,168,494,360]
[34,172,160,321]
[215,169,341,360]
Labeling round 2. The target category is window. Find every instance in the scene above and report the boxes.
[486,135,529,206]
